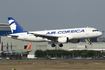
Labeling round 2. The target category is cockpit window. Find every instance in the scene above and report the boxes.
[92,30,98,32]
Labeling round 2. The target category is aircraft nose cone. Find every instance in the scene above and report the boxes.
[99,32,102,36]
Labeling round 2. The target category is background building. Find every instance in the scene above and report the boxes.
[0,23,11,36]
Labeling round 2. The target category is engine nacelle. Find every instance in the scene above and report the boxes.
[70,39,80,43]
[58,37,69,43]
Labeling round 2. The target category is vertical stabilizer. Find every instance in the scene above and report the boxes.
[1,42,3,52]
[11,42,12,50]
[7,42,8,52]
[26,42,32,50]
[8,17,27,34]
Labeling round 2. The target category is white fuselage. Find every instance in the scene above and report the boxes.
[8,27,102,42]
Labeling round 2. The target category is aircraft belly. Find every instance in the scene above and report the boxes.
[24,36,49,42]
[71,33,84,39]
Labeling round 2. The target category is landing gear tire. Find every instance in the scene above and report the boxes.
[88,42,92,45]
[59,43,63,47]
[51,43,56,47]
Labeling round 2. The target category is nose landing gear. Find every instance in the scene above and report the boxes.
[85,39,92,45]
[88,42,92,45]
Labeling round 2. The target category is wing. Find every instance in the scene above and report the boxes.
[30,33,59,41]
[7,34,18,39]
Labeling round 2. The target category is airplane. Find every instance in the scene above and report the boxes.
[11,42,32,53]
[7,17,102,47]
[0,42,3,53]
[1,42,32,54]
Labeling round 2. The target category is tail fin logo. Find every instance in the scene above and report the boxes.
[9,20,17,33]
[26,42,32,50]
[8,19,14,24]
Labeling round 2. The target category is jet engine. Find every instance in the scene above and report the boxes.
[58,37,69,43]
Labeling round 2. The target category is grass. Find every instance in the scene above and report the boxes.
[0,60,105,70]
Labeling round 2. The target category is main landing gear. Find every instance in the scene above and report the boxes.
[51,43,56,47]
[59,43,63,47]
[51,43,63,47]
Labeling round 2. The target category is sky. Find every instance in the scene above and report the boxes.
[0,0,105,31]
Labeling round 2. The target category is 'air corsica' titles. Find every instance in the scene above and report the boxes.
[46,29,85,35]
